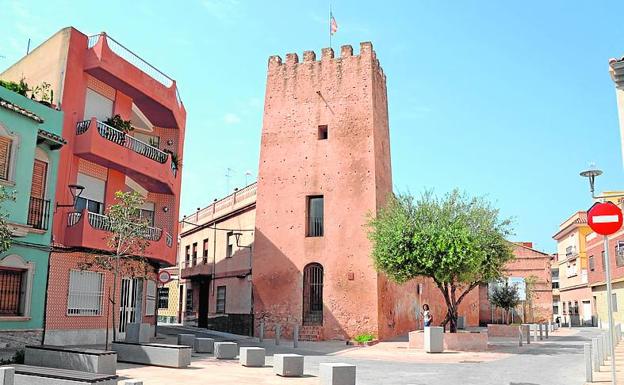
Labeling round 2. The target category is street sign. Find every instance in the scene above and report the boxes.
[587,202,623,236]
[157,270,172,285]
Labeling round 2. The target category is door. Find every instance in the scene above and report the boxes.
[198,279,209,328]
[118,278,143,339]
[27,160,48,228]
[582,301,592,325]
[303,263,324,325]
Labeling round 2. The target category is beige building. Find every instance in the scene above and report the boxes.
[178,183,256,335]
[157,266,181,324]
[552,211,593,326]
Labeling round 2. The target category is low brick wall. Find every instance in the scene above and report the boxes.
[487,324,520,338]
[408,330,488,351]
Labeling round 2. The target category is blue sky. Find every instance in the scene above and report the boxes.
[1,0,624,253]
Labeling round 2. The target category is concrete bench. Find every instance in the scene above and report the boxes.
[320,363,356,385]
[177,334,195,348]
[273,354,304,377]
[239,347,265,367]
[112,342,191,368]
[214,342,238,359]
[24,345,117,374]
[1,364,117,385]
[195,338,214,353]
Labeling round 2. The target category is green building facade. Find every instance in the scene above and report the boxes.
[0,86,64,355]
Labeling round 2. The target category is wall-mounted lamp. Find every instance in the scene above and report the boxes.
[56,184,85,209]
[163,206,169,213]
[167,139,174,146]
[233,232,252,249]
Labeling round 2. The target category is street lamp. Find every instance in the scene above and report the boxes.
[580,166,617,385]
[233,232,252,249]
[56,184,85,209]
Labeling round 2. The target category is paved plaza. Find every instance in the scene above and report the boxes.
[113,326,597,385]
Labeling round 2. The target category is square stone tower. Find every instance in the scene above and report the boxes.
[253,42,407,340]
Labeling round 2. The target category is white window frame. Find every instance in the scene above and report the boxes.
[67,270,104,316]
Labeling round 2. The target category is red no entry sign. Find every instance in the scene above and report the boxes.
[587,202,623,236]
[158,270,172,285]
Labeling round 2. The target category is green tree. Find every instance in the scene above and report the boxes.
[367,190,515,332]
[79,191,151,343]
[490,282,520,324]
[0,187,15,253]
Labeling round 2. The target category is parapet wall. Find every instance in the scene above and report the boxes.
[267,42,385,81]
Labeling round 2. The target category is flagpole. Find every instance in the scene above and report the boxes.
[329,3,332,49]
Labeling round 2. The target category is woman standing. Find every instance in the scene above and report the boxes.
[422,304,432,328]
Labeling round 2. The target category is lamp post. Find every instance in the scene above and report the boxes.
[56,184,85,209]
[580,166,616,385]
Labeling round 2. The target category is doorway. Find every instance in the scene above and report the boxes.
[118,277,143,339]
[303,263,324,325]
[198,279,210,328]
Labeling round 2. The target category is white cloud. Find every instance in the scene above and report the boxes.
[224,113,241,124]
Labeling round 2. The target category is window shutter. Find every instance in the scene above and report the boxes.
[30,160,48,199]
[145,280,156,316]
[0,137,12,180]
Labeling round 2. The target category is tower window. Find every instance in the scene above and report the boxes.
[307,196,324,237]
[318,125,328,140]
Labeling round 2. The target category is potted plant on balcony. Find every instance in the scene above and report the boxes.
[0,78,29,96]
[31,82,53,107]
[103,114,133,145]
[165,151,181,176]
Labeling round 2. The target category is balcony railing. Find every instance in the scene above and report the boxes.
[27,197,50,230]
[87,33,182,106]
[87,212,163,241]
[76,120,169,164]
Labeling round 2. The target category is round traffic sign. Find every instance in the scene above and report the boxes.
[587,202,623,236]
[157,270,172,285]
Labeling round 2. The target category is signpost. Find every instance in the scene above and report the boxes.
[587,201,623,385]
[155,270,172,337]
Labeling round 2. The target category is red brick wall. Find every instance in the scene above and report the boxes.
[46,251,157,331]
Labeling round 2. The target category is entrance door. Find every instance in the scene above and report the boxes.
[303,263,324,325]
[198,279,209,328]
[118,277,144,339]
[582,301,592,325]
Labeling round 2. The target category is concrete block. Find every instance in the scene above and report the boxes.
[424,327,444,353]
[125,323,151,343]
[112,342,191,368]
[177,334,195,348]
[0,367,14,385]
[194,338,214,353]
[239,347,265,367]
[214,342,238,359]
[320,363,356,385]
[122,381,143,385]
[273,354,304,377]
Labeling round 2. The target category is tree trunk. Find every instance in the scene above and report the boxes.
[436,281,480,333]
[111,254,120,342]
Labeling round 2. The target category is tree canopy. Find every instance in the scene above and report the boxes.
[368,189,515,332]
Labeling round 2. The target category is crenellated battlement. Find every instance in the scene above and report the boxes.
[267,41,384,80]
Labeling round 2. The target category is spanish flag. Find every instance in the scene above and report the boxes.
[330,12,338,35]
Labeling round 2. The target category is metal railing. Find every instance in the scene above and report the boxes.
[87,33,176,89]
[75,119,170,164]
[67,212,82,227]
[27,196,50,230]
[307,216,324,237]
[86,212,163,241]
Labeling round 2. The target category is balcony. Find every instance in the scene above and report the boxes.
[84,33,185,129]
[64,210,175,265]
[74,118,176,193]
[27,196,50,231]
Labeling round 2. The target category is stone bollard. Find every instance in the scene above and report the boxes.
[593,337,601,369]
[602,334,608,359]
[585,344,593,383]
[274,354,304,377]
[239,347,266,367]
[195,338,215,353]
[122,381,143,385]
[259,321,264,342]
[293,324,299,348]
[275,324,281,346]
[177,334,196,348]
[525,325,530,345]
[320,363,356,385]
[539,324,543,341]
[0,367,14,385]
[518,326,523,347]
[214,342,238,359]
[545,323,549,339]
[532,324,538,342]
[424,327,444,353]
